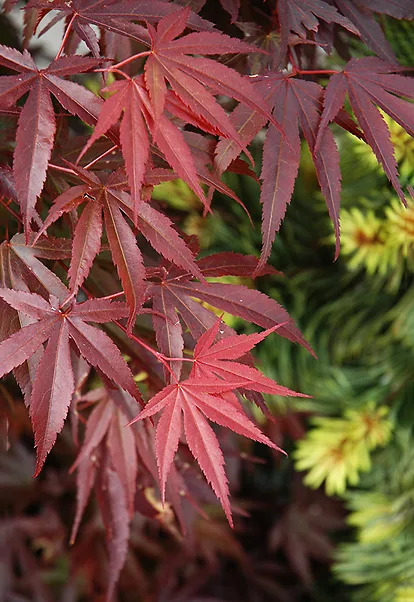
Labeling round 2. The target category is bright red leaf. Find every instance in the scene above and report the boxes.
[191,317,308,398]
[130,375,284,526]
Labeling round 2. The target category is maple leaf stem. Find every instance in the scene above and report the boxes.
[104,51,151,72]
[48,163,77,175]
[59,257,173,383]
[55,14,76,60]
[83,145,119,170]
[0,197,22,224]
[292,69,340,76]
[114,320,178,382]
[99,291,126,301]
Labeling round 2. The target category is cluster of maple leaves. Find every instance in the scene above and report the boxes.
[0,0,413,597]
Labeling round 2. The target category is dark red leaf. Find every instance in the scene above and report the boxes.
[316,57,414,204]
[31,319,74,476]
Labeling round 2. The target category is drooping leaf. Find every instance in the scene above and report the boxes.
[107,405,138,515]
[68,200,103,295]
[30,319,74,476]
[130,372,282,525]
[0,289,143,472]
[315,57,414,204]
[334,0,397,63]
[219,0,240,23]
[276,0,359,65]
[0,46,101,232]
[24,0,215,56]
[354,0,414,20]
[100,464,130,602]
[103,196,146,331]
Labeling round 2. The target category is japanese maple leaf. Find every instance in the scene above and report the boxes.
[144,7,281,140]
[147,252,312,381]
[269,476,345,587]
[0,233,72,401]
[217,74,341,269]
[315,57,414,205]
[77,74,213,217]
[0,290,143,475]
[191,317,307,399]
[130,375,284,526]
[34,164,202,329]
[333,0,398,63]
[70,388,138,599]
[260,74,341,267]
[24,0,214,56]
[0,46,102,233]
[219,0,240,23]
[276,0,359,65]
[359,0,414,18]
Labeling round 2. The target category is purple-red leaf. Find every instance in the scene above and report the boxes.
[108,407,138,515]
[0,45,101,234]
[14,80,55,234]
[0,317,57,379]
[70,299,129,323]
[31,319,74,476]
[68,318,144,407]
[276,0,359,64]
[68,200,103,294]
[316,57,414,204]
[0,289,144,470]
[103,197,146,330]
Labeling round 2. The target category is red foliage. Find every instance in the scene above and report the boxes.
[0,0,413,598]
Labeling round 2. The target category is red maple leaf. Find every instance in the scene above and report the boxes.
[0,290,143,475]
[147,252,311,382]
[70,387,139,599]
[191,317,307,398]
[129,319,307,525]
[78,7,276,216]
[24,0,214,56]
[0,233,72,401]
[144,7,269,126]
[275,0,359,65]
[257,74,341,267]
[0,46,103,232]
[215,71,375,267]
[77,73,214,217]
[130,379,279,526]
[34,164,202,329]
[315,57,414,205]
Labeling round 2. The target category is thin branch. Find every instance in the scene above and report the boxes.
[99,50,151,72]
[83,145,119,170]
[48,163,78,175]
